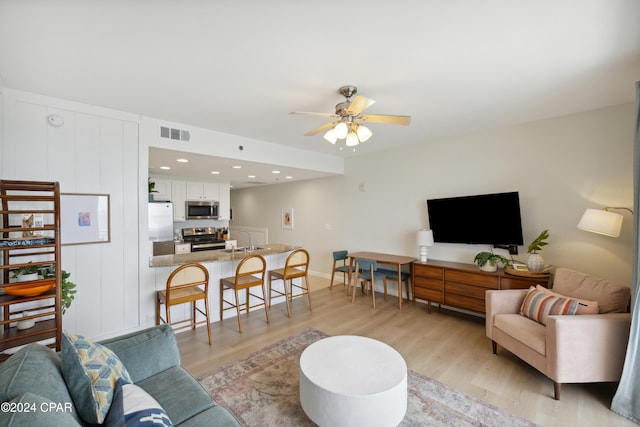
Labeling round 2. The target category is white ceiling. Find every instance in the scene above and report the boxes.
[1,1,639,188]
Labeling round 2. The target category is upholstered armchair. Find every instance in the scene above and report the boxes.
[485,268,631,400]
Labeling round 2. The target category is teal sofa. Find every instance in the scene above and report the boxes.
[0,325,240,426]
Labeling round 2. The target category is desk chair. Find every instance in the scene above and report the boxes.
[269,249,312,317]
[351,258,383,308]
[380,269,411,310]
[330,250,357,290]
[156,262,212,345]
[220,254,269,333]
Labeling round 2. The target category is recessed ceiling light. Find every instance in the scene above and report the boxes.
[272,170,280,174]
[248,175,256,178]
[232,165,242,169]
[211,171,220,175]
[160,166,171,170]
[285,176,293,179]
[176,158,189,163]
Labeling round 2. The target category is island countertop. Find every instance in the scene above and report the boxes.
[149,243,300,267]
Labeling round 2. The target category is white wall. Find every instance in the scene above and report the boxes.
[1,89,141,338]
[232,104,635,286]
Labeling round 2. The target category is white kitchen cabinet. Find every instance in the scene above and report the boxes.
[218,183,231,220]
[171,180,187,221]
[186,182,219,201]
[152,177,172,201]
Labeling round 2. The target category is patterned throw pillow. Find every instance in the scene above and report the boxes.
[105,379,173,427]
[520,286,582,325]
[533,284,599,314]
[61,330,133,424]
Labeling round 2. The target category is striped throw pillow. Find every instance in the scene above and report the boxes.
[520,286,580,325]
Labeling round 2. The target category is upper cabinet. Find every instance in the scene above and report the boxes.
[150,176,230,222]
[152,178,172,201]
[186,182,219,201]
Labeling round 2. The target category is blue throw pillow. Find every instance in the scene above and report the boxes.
[105,379,173,427]
[61,330,133,424]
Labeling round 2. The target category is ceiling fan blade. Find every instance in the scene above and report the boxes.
[345,95,375,116]
[360,114,411,126]
[289,111,338,118]
[304,121,339,136]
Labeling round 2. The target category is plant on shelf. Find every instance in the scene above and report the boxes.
[526,229,550,273]
[39,265,77,314]
[473,252,511,272]
[148,178,158,201]
[11,262,40,281]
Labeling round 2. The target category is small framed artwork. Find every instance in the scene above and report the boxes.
[61,193,111,245]
[282,208,294,230]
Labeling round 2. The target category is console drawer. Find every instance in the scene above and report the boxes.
[445,270,498,289]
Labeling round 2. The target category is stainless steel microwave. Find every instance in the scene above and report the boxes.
[186,200,219,220]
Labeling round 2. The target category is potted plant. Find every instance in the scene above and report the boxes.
[527,229,549,273]
[11,262,40,282]
[148,178,158,202]
[473,252,511,272]
[39,265,77,314]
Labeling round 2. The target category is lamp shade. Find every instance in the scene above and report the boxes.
[577,208,623,238]
[323,128,337,144]
[417,229,434,246]
[345,130,359,147]
[334,122,349,139]
[356,124,372,142]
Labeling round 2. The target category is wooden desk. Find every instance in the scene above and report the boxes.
[348,252,416,310]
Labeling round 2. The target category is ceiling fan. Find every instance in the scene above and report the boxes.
[290,86,411,147]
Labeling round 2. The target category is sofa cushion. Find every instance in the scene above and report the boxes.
[62,330,133,424]
[0,392,81,427]
[101,324,181,383]
[553,268,630,313]
[520,286,582,325]
[0,343,80,423]
[105,379,173,427]
[534,285,599,314]
[494,313,546,355]
[136,366,214,425]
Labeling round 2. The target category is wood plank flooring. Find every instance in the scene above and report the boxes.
[175,276,635,427]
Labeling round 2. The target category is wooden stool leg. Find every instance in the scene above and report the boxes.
[203,296,212,345]
[155,295,161,325]
[304,276,312,311]
[234,289,243,333]
[261,283,270,324]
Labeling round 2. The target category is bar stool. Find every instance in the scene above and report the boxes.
[156,262,212,345]
[219,254,269,333]
[268,249,312,317]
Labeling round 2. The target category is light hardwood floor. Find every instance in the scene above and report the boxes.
[175,276,635,427]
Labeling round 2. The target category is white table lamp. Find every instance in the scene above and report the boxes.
[416,229,434,262]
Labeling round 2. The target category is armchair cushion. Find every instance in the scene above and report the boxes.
[552,268,629,313]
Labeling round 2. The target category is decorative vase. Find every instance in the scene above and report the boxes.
[527,253,544,273]
[16,312,35,330]
[479,263,497,272]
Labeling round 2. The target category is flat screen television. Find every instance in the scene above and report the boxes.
[427,191,524,247]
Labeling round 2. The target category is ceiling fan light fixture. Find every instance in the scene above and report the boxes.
[334,122,349,139]
[356,124,372,142]
[346,131,359,147]
[323,128,338,144]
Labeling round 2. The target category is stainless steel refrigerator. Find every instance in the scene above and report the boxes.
[149,202,174,255]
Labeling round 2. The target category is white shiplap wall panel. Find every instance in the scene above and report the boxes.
[74,113,101,192]
[46,107,76,189]
[122,121,140,330]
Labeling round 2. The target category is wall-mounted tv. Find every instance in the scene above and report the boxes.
[427,191,524,247]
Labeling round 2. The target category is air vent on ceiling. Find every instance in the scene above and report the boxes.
[160,126,191,142]
[245,181,267,185]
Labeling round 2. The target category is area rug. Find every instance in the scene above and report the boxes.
[198,329,538,427]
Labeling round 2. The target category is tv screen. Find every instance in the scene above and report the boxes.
[427,191,524,246]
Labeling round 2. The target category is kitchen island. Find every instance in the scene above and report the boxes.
[149,243,300,267]
[148,244,301,328]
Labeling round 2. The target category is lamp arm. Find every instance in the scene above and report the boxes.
[603,207,634,214]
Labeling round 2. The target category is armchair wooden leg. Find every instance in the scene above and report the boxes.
[491,341,497,355]
[553,382,561,400]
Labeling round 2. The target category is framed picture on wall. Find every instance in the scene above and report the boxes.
[61,193,111,245]
[282,208,294,230]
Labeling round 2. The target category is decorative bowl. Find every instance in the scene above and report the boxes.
[4,280,55,297]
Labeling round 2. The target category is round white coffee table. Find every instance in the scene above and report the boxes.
[299,335,407,427]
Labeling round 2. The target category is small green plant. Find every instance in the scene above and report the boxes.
[528,229,550,254]
[473,252,511,268]
[11,262,40,278]
[38,266,76,314]
[148,178,158,194]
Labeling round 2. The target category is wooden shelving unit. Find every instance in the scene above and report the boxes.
[0,180,62,360]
